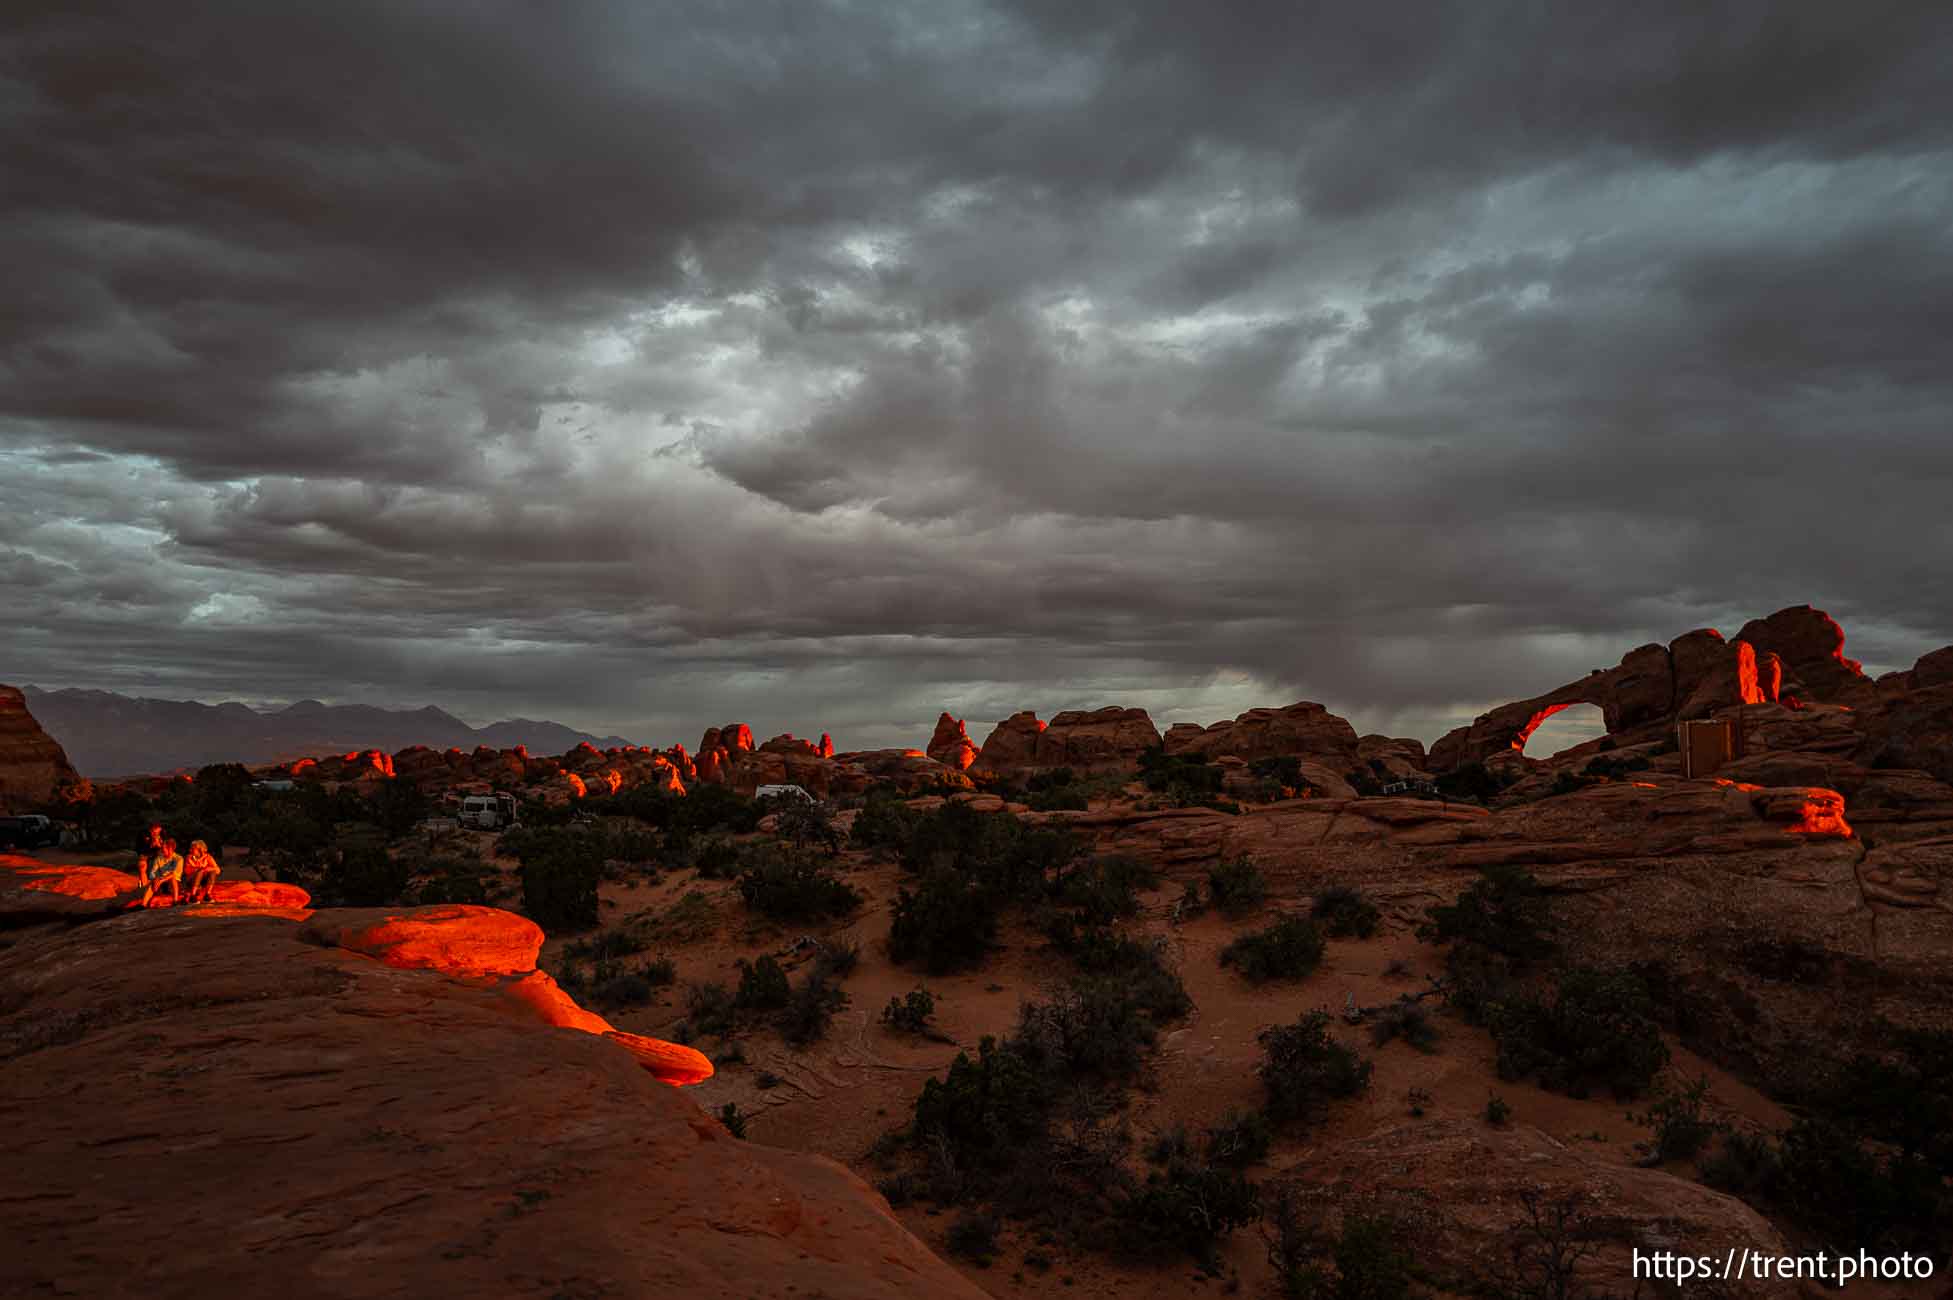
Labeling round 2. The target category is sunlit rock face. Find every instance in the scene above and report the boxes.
[926,713,977,770]
[0,685,82,810]
[1736,604,1867,700]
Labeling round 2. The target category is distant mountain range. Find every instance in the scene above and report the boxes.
[19,686,640,779]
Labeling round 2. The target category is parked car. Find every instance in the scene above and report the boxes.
[0,814,60,849]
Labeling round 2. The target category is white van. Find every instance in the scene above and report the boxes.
[459,792,518,830]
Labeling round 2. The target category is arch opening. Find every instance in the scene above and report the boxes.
[1519,702,1609,758]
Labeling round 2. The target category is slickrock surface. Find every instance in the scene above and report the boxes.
[1289,1119,1798,1297]
[0,877,984,1300]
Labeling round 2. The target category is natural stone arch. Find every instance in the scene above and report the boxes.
[1518,701,1608,758]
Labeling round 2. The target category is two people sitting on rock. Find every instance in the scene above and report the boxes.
[133,824,220,907]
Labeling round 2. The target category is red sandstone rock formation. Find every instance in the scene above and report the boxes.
[830,748,974,795]
[975,706,1159,774]
[927,712,978,770]
[0,685,82,810]
[1040,706,1160,769]
[1357,734,1431,781]
[1163,701,1361,772]
[1427,606,1875,774]
[974,709,1045,771]
[0,899,983,1299]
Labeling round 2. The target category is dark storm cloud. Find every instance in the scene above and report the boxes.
[4,1,1950,754]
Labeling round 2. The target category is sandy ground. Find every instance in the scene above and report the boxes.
[545,838,1871,1300]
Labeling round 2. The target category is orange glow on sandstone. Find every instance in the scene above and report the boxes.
[1786,789,1853,838]
[1509,702,1575,750]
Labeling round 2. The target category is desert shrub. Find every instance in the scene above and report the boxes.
[411,853,492,905]
[812,935,860,980]
[684,981,739,1038]
[774,798,842,855]
[912,1036,1055,1173]
[1699,1129,1781,1198]
[1108,1156,1260,1270]
[849,788,919,853]
[592,969,657,1006]
[1310,884,1381,938]
[1248,754,1306,792]
[1204,1107,1272,1168]
[1484,1093,1512,1127]
[1367,997,1441,1053]
[1421,864,1554,965]
[563,927,647,964]
[1258,1012,1373,1126]
[946,1211,1001,1266]
[1433,761,1504,803]
[1771,1118,1945,1253]
[1052,854,1159,923]
[903,803,1083,899]
[1583,753,1652,780]
[1262,1190,1414,1300]
[735,847,861,921]
[1221,915,1325,982]
[1318,1211,1416,1300]
[1489,966,1668,1099]
[876,1170,920,1207]
[505,829,606,931]
[1044,926,1190,1022]
[676,782,764,834]
[779,972,848,1046]
[1420,864,1556,1023]
[1015,975,1182,1080]
[1550,769,1599,797]
[882,988,937,1035]
[1175,879,1206,918]
[1138,748,1227,800]
[688,835,743,879]
[328,841,412,907]
[1025,783,1089,812]
[1405,1087,1432,1117]
[888,866,999,973]
[734,955,792,1011]
[1629,1073,1726,1163]
[1822,1027,1953,1176]
[717,1102,748,1139]
[1146,1123,1194,1165]
[1206,856,1269,916]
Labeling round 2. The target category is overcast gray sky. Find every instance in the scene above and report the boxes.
[4,1,1949,753]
